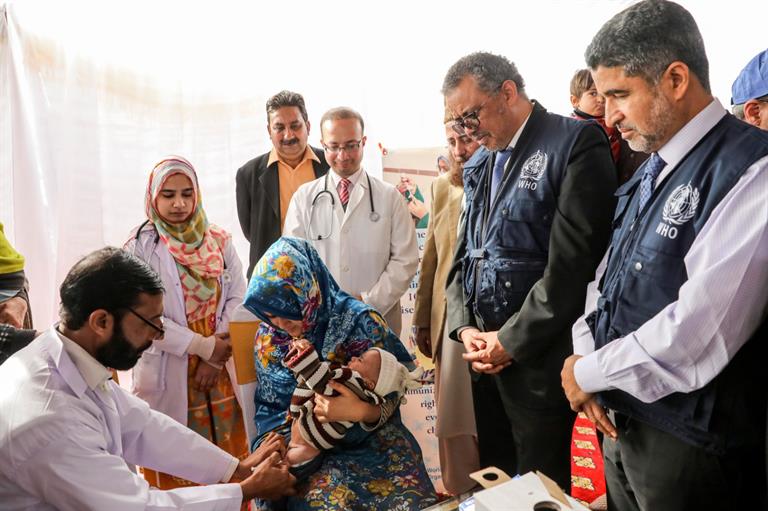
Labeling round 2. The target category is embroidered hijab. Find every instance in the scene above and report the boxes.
[145,156,229,324]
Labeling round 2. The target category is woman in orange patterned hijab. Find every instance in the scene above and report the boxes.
[129,156,251,499]
[145,156,228,327]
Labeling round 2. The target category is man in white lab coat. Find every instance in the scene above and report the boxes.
[0,247,295,511]
[284,107,418,336]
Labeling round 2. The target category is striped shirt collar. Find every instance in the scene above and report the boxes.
[655,98,726,183]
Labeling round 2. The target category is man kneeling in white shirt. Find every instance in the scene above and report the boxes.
[0,247,295,511]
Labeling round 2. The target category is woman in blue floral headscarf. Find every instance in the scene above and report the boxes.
[244,237,436,511]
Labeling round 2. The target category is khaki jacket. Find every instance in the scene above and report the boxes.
[413,173,464,361]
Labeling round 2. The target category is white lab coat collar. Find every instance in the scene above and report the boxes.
[36,328,90,398]
[56,328,112,392]
[341,169,370,223]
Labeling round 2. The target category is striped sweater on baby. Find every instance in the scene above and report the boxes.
[284,344,384,450]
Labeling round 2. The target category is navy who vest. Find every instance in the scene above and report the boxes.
[590,113,768,453]
[461,146,491,207]
[463,102,597,330]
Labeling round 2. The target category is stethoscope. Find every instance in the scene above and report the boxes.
[133,220,162,253]
[309,172,380,240]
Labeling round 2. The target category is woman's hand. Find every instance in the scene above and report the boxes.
[314,381,381,423]
[210,333,232,365]
[193,361,221,392]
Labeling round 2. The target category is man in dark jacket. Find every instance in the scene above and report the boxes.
[443,51,617,489]
[236,91,329,278]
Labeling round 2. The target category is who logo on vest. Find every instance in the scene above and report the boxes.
[517,150,548,191]
[656,182,700,239]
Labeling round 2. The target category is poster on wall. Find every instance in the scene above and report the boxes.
[382,145,448,494]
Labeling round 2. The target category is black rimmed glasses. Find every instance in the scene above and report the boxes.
[125,307,164,340]
[451,96,493,135]
[323,140,363,154]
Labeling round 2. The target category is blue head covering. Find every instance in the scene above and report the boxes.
[244,237,412,362]
[732,48,768,105]
[245,237,412,435]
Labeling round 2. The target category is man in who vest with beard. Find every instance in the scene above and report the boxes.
[561,1,768,509]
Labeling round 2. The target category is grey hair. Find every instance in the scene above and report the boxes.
[266,90,308,123]
[585,0,710,92]
[441,52,526,96]
[732,93,768,120]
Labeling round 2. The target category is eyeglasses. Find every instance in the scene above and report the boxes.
[323,140,363,154]
[451,96,493,135]
[125,307,164,340]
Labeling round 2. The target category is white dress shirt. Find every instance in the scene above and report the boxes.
[0,329,243,510]
[329,167,363,195]
[505,109,531,151]
[572,98,768,403]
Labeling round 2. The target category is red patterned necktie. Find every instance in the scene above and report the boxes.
[338,178,351,209]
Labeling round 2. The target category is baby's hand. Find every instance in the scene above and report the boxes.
[290,338,312,351]
[284,338,313,368]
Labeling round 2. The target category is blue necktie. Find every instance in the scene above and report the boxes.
[490,148,513,200]
[637,152,666,214]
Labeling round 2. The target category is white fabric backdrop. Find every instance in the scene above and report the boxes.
[1,0,765,325]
